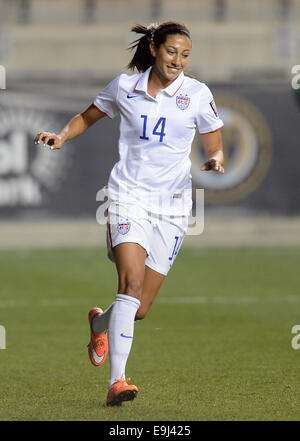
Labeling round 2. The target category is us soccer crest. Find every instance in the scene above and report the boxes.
[176,94,190,110]
[117,221,131,235]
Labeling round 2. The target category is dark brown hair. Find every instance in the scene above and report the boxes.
[127,21,191,73]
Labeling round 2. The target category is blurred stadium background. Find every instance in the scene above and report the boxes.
[0,0,299,246]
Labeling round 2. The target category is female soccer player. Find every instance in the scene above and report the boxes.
[34,21,224,406]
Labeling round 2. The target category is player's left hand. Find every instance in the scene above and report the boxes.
[201,159,224,173]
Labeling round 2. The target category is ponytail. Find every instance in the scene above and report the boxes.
[127,23,157,73]
[127,21,191,73]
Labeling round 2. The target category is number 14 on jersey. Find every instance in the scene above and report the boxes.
[140,115,166,143]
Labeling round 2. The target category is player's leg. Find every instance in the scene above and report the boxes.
[106,242,146,405]
[87,202,152,404]
[114,242,147,299]
[136,215,188,321]
[89,203,151,339]
[135,215,188,321]
[91,237,157,331]
[106,250,165,405]
[88,240,145,405]
[135,266,165,321]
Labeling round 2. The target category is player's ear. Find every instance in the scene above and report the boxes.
[149,41,157,58]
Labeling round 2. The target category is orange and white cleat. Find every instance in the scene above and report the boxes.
[87,307,108,366]
[106,377,139,406]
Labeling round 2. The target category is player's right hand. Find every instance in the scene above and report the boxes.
[34,132,64,150]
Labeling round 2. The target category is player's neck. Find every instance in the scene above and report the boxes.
[147,67,176,98]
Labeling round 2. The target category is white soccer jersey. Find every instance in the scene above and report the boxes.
[94,66,224,215]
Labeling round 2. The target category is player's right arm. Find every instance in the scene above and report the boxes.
[34,104,107,150]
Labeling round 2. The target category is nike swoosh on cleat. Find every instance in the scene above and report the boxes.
[91,344,105,364]
[127,94,138,99]
[120,333,133,338]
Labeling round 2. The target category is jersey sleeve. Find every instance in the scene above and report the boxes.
[196,84,224,134]
[93,75,120,119]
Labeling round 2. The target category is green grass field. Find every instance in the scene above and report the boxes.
[0,246,300,421]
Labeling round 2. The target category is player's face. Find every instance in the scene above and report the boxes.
[150,34,191,84]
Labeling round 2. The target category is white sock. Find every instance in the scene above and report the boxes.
[92,303,115,334]
[108,293,141,388]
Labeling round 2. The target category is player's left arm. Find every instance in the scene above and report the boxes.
[200,129,224,174]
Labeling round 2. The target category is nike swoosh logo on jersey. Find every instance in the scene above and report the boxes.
[127,94,138,99]
[90,343,105,364]
[120,332,133,338]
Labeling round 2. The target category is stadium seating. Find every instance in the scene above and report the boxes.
[0,0,299,82]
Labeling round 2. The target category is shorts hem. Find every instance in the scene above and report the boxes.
[145,261,169,276]
[107,237,150,262]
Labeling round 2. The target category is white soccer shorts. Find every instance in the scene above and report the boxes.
[106,202,188,276]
